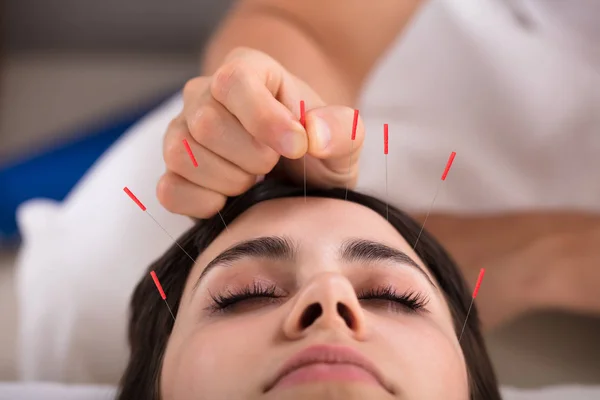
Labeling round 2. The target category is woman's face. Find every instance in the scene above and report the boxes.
[161,197,469,400]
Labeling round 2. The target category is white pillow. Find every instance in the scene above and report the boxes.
[0,382,117,400]
[15,93,193,384]
[1,382,600,400]
[501,385,600,400]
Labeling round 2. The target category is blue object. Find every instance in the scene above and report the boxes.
[0,93,175,244]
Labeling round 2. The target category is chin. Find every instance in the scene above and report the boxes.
[263,382,394,400]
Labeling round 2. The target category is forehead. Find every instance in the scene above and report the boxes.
[197,196,427,271]
[235,196,396,237]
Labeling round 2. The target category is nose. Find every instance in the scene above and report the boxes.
[283,273,367,340]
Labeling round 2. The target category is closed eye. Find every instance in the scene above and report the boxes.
[358,286,429,314]
[206,281,285,314]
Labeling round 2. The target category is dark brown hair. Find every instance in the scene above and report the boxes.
[117,179,501,400]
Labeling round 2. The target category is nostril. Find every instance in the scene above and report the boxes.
[337,302,355,330]
[299,303,322,330]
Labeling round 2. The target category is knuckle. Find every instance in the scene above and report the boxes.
[182,77,205,99]
[163,130,182,169]
[156,174,179,213]
[210,60,248,101]
[166,116,180,132]
[162,129,185,169]
[188,106,222,146]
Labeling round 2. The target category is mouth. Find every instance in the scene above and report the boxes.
[265,344,392,393]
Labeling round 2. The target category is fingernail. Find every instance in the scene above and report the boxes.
[313,116,331,151]
[279,130,303,158]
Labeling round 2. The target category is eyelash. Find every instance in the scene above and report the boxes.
[207,282,429,315]
[208,281,283,313]
[357,285,429,314]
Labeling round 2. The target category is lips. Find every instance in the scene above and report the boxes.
[266,344,390,392]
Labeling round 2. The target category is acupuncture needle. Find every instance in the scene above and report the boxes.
[413,151,456,250]
[182,138,229,231]
[150,270,176,322]
[384,123,389,220]
[123,187,199,267]
[300,100,307,203]
[344,109,360,201]
[458,268,486,342]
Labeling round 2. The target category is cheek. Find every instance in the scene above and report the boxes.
[375,317,469,399]
[161,316,277,400]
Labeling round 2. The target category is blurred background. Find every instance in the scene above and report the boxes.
[0,0,232,380]
[0,0,599,393]
[1,0,237,239]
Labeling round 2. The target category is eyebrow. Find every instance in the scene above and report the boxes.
[339,238,437,288]
[192,236,297,292]
[192,236,437,295]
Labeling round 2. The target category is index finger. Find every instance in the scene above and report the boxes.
[209,54,307,159]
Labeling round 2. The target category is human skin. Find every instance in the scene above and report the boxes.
[158,0,422,218]
[159,197,469,400]
[418,211,600,330]
[161,0,600,334]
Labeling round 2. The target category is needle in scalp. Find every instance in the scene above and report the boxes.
[413,151,456,250]
[122,187,197,321]
[123,187,199,264]
[150,270,176,321]
[458,268,485,342]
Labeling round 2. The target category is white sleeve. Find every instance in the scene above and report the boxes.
[14,93,193,384]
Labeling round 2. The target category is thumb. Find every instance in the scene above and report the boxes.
[305,105,365,173]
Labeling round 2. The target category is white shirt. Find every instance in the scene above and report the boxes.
[523,0,600,68]
[357,0,600,213]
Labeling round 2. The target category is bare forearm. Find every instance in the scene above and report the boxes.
[201,0,423,106]
[417,211,600,330]
[202,7,352,105]
[416,211,600,270]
